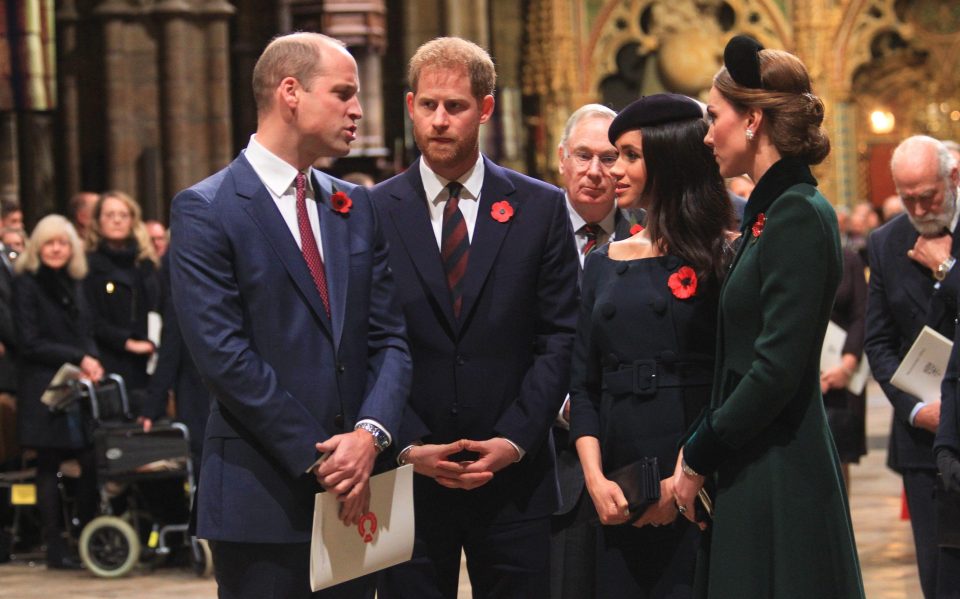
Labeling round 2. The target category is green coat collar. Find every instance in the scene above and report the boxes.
[741,158,817,234]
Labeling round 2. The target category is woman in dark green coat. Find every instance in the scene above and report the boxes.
[670,36,865,598]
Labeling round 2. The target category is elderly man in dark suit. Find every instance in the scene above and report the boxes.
[550,102,627,599]
[865,134,960,599]
[373,37,579,599]
[169,32,411,599]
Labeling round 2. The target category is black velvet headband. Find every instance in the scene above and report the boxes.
[607,93,704,144]
[724,35,764,89]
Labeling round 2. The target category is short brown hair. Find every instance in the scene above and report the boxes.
[251,32,345,114]
[408,37,496,100]
[714,48,830,165]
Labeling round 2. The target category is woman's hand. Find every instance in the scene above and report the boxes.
[585,474,631,526]
[671,449,706,528]
[79,355,104,382]
[820,353,858,393]
[125,339,156,355]
[633,477,680,528]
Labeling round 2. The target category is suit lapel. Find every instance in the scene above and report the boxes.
[387,165,458,332]
[895,224,935,311]
[234,156,332,336]
[314,170,349,350]
[457,157,515,328]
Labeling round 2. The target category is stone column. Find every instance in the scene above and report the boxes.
[56,0,82,199]
[202,1,235,176]
[156,0,193,216]
[95,1,138,194]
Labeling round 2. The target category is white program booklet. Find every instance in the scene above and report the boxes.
[819,321,870,395]
[890,325,954,401]
[146,311,162,375]
[310,464,415,591]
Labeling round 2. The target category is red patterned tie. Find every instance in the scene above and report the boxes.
[296,172,330,317]
[441,182,469,318]
[581,223,602,256]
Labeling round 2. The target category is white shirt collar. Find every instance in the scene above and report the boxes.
[244,135,313,197]
[419,154,485,204]
[565,194,617,236]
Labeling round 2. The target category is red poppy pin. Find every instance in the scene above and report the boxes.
[668,266,698,299]
[629,223,644,236]
[751,213,766,238]
[491,200,514,223]
[331,190,353,215]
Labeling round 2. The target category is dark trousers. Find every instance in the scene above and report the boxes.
[939,547,960,599]
[377,501,551,599]
[549,490,597,599]
[903,468,939,599]
[35,447,97,559]
[211,540,375,599]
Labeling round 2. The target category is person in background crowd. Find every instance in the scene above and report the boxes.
[866,135,960,599]
[821,236,869,492]
[726,174,754,199]
[0,199,23,232]
[342,171,376,188]
[144,220,169,258]
[570,93,734,598]
[373,37,578,599]
[14,215,103,569]
[170,32,411,599]
[882,193,905,223]
[84,191,161,402]
[847,200,879,262]
[836,204,851,241]
[672,35,864,598]
[550,102,627,599]
[68,192,99,241]
[1,228,25,261]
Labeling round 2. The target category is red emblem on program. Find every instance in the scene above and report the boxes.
[358,512,377,543]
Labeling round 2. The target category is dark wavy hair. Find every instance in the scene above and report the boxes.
[641,118,734,283]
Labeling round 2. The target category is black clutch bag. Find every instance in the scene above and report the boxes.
[607,457,660,523]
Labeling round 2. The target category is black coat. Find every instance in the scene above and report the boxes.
[14,267,99,449]
[0,255,17,392]
[84,243,162,393]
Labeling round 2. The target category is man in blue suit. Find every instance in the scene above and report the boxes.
[373,37,579,599]
[865,135,960,599]
[169,33,411,599]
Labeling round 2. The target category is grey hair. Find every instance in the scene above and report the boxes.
[559,104,617,151]
[891,135,957,182]
[16,214,88,280]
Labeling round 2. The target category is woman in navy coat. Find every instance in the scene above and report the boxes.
[569,94,734,598]
[15,215,104,568]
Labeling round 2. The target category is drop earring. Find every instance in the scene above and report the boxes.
[745,129,755,141]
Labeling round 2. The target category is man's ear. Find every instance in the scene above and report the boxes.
[478,95,495,124]
[279,76,300,109]
[406,91,415,120]
[557,145,567,177]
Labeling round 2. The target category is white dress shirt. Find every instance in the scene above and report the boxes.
[244,135,325,261]
[420,155,485,248]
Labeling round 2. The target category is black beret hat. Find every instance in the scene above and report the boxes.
[608,93,704,144]
[724,35,764,89]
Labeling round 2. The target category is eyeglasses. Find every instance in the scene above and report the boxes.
[569,150,618,169]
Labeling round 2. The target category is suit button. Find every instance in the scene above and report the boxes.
[337,363,345,374]
[334,414,344,429]
[456,355,466,366]
[450,404,458,415]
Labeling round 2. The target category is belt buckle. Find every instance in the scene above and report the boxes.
[632,359,657,396]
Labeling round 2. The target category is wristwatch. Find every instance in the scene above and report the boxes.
[681,459,703,478]
[355,422,390,453]
[935,256,957,282]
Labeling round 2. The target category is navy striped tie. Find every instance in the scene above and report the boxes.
[441,182,469,318]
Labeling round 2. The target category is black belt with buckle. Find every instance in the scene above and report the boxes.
[602,358,713,397]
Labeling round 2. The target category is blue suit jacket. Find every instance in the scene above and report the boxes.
[169,153,411,543]
[865,213,959,472]
[372,156,579,522]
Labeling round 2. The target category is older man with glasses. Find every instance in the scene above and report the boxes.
[550,103,635,599]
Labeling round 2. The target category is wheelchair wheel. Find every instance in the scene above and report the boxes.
[79,516,140,577]
[190,537,213,578]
